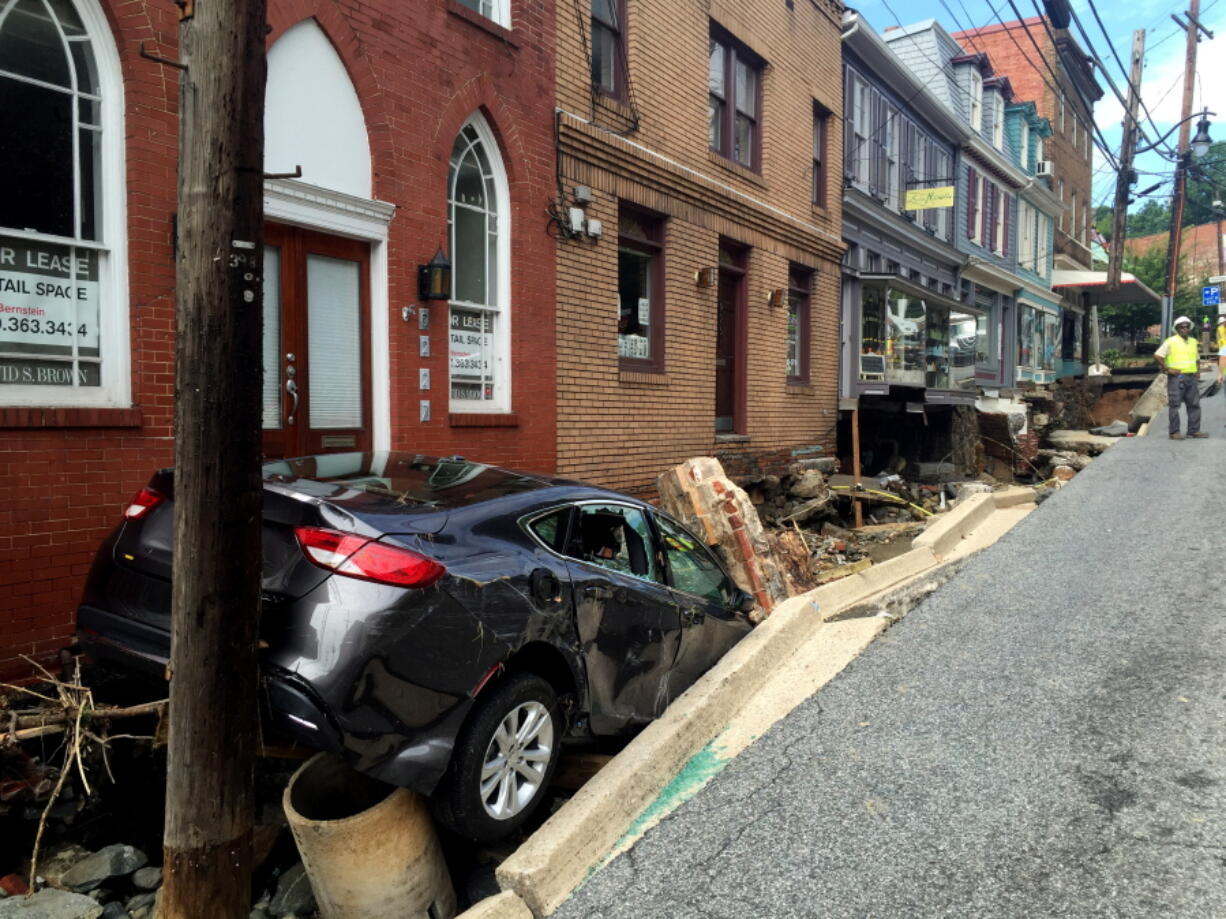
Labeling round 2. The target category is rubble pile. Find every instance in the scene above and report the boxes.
[663,456,1014,598]
[0,680,322,919]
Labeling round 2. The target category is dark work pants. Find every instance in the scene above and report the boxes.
[1167,372,1201,435]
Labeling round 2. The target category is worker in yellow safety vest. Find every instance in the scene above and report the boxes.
[1155,316,1206,439]
[1216,316,1226,382]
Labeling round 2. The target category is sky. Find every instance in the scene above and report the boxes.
[850,0,1226,216]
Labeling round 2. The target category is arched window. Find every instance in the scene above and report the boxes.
[0,0,126,405]
[447,115,509,412]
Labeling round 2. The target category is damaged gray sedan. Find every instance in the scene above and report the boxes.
[76,453,754,840]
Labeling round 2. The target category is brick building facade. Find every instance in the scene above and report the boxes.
[951,17,1102,272]
[553,0,846,496]
[0,0,557,679]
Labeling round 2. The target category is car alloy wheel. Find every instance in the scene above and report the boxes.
[432,671,563,841]
[479,699,555,820]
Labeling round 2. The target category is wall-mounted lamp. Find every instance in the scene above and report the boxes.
[418,247,451,300]
[695,267,717,288]
[768,288,787,309]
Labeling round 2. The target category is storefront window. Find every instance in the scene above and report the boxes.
[1018,306,1035,368]
[950,311,977,389]
[925,307,950,389]
[860,283,927,386]
[617,207,662,368]
[0,0,125,403]
[1041,312,1060,372]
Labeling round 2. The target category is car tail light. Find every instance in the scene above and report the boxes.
[124,487,164,520]
[293,526,446,588]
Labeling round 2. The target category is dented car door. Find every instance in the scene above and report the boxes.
[562,502,683,734]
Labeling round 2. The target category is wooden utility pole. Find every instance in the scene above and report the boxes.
[1162,0,1202,333]
[160,0,267,914]
[1106,30,1145,291]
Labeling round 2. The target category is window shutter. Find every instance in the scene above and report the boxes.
[982,182,991,249]
[1002,195,1011,258]
[966,167,977,238]
[844,66,856,179]
[874,91,887,195]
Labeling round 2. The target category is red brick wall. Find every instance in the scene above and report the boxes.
[0,0,556,680]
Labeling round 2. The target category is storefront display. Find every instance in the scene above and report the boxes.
[859,280,979,392]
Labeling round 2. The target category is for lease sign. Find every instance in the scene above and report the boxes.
[0,236,100,351]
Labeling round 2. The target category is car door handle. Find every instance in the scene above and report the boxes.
[584,584,614,601]
[681,607,706,626]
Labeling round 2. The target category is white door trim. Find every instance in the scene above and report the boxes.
[264,179,396,451]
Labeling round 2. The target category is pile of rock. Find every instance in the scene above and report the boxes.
[0,845,316,919]
[741,459,837,526]
[0,843,157,919]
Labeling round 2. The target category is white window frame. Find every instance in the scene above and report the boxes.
[995,191,1007,256]
[447,112,512,414]
[0,0,129,408]
[1019,121,1030,171]
[969,69,983,133]
[457,0,509,27]
[991,93,1005,149]
[970,173,984,246]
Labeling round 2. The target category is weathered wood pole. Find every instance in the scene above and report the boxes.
[160,0,267,914]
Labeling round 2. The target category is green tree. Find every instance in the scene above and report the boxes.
[1100,245,1198,344]
[1126,199,1172,237]
[1185,141,1226,227]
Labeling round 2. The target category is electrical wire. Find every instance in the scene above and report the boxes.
[1078,0,1171,152]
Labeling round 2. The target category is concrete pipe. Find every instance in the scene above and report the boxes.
[283,753,457,919]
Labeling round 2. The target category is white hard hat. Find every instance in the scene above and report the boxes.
[1174,315,1193,327]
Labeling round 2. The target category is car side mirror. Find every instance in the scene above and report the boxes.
[732,590,756,614]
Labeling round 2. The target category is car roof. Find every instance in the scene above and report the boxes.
[261,452,651,517]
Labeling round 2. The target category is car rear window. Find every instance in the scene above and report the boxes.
[263,453,546,509]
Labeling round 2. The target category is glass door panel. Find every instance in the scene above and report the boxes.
[307,254,362,429]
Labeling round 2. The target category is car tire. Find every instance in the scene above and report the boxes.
[433,672,562,842]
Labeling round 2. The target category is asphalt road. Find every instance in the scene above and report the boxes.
[555,383,1226,919]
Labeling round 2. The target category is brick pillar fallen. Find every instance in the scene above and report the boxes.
[657,457,794,618]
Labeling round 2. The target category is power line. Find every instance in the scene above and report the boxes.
[976,0,1121,171]
[1079,0,1171,151]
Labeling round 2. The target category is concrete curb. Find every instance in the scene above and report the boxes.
[468,488,1036,919]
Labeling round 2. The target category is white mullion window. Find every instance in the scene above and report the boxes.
[0,0,127,406]
[969,69,983,133]
[455,0,509,28]
[448,114,511,413]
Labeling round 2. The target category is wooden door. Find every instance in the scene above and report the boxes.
[263,225,371,459]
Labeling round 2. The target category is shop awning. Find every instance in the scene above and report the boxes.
[1051,269,1161,305]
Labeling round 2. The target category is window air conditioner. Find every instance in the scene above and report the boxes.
[1035,160,1054,176]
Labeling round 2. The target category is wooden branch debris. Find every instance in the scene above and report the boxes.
[2,700,167,744]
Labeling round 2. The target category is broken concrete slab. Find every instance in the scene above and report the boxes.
[1045,430,1119,456]
[0,888,103,919]
[1089,420,1129,437]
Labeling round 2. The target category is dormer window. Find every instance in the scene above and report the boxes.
[969,69,983,133]
[991,93,1005,149]
[1019,121,1030,170]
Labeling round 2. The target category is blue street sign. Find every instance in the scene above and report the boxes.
[1204,286,1221,307]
